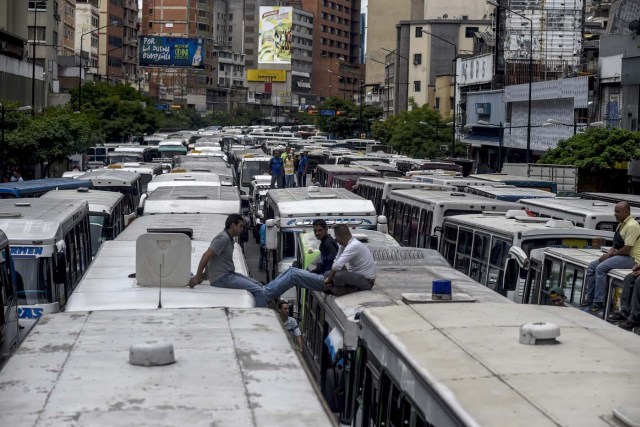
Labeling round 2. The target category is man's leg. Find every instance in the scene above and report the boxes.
[620,273,636,316]
[583,259,600,305]
[330,271,374,296]
[619,276,640,330]
[279,174,285,189]
[593,256,635,308]
[270,175,277,189]
[213,273,267,308]
[264,267,324,300]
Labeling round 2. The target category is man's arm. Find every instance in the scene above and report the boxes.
[295,335,303,352]
[325,243,355,284]
[189,249,215,287]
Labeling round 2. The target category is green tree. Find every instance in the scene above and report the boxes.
[316,97,359,138]
[538,128,640,171]
[5,107,102,170]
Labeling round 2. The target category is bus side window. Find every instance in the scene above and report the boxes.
[401,203,412,246]
[470,233,490,285]
[417,210,429,249]
[488,238,511,294]
[387,200,396,235]
[441,224,457,264]
[454,229,473,275]
[563,263,585,305]
[408,206,420,247]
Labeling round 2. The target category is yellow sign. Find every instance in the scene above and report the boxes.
[247,69,287,82]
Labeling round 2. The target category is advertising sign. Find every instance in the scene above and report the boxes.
[139,36,204,68]
[258,7,293,64]
[247,69,287,82]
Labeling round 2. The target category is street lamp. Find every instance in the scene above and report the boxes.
[421,29,458,158]
[487,0,533,163]
[78,20,119,111]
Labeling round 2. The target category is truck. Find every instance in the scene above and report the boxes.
[501,163,578,194]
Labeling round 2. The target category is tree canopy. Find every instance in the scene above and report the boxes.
[538,127,640,171]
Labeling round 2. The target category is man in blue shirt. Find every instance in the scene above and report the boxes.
[268,150,284,189]
[297,151,309,187]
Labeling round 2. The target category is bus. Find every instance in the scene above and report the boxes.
[386,189,518,249]
[172,161,235,185]
[157,139,188,158]
[518,197,640,231]
[78,170,142,222]
[263,187,385,281]
[0,199,91,324]
[354,301,640,426]
[471,173,558,193]
[354,177,456,215]
[41,189,126,256]
[299,246,508,424]
[0,308,335,426]
[315,164,381,188]
[140,186,240,215]
[145,172,224,194]
[349,160,403,178]
[65,214,255,312]
[395,159,463,174]
[108,162,163,192]
[0,229,19,361]
[237,155,271,206]
[439,210,614,301]
[106,145,160,165]
[0,178,92,199]
[410,176,494,191]
[580,192,640,208]
[465,184,557,202]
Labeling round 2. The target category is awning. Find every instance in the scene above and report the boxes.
[462,134,501,148]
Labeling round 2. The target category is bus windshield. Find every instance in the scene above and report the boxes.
[241,161,270,187]
[521,237,607,255]
[14,258,53,305]
[108,154,142,164]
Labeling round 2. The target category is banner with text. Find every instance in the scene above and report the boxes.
[139,36,205,68]
[258,6,292,64]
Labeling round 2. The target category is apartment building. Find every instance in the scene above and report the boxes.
[75,0,100,75]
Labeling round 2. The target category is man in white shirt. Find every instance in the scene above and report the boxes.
[324,224,376,295]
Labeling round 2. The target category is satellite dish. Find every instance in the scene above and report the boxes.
[630,19,640,34]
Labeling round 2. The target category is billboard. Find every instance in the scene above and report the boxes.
[258,7,292,64]
[139,36,204,68]
[247,69,287,82]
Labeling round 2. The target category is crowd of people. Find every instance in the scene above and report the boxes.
[268,147,308,189]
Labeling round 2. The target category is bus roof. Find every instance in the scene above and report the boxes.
[316,164,381,174]
[471,173,556,184]
[0,178,92,197]
[143,186,240,215]
[357,176,457,192]
[78,170,142,186]
[65,239,253,311]
[147,173,223,192]
[0,308,334,426]
[519,197,640,218]
[41,189,124,215]
[0,199,89,245]
[268,188,376,219]
[537,246,604,266]
[580,192,640,207]
[110,162,163,174]
[467,185,557,201]
[412,176,494,187]
[111,145,153,154]
[443,212,615,240]
[360,302,640,426]
[316,248,509,348]
[388,189,519,210]
[117,213,227,242]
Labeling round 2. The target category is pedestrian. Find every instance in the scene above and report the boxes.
[284,152,296,188]
[264,219,339,300]
[281,146,292,161]
[297,151,308,187]
[188,213,267,307]
[278,300,303,352]
[10,170,23,182]
[258,221,267,271]
[583,201,640,315]
[268,149,284,189]
[549,287,567,307]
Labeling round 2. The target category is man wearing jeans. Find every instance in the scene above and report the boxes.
[189,213,267,307]
[583,202,640,315]
[324,225,377,295]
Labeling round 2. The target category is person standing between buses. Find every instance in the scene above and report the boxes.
[583,201,640,315]
[284,151,296,188]
[268,149,284,189]
[278,300,302,352]
[297,151,309,187]
[189,213,267,307]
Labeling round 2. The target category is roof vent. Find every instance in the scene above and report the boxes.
[0,213,23,219]
[519,322,560,345]
[129,342,176,366]
[76,187,90,192]
[593,202,609,207]
[544,219,574,229]
[505,209,527,219]
[450,192,466,197]
[14,202,31,207]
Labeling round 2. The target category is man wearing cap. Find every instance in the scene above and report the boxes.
[549,287,567,307]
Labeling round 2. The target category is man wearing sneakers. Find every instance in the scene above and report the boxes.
[583,201,640,315]
[608,265,640,330]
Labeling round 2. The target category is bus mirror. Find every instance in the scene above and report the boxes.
[429,235,439,249]
[376,215,388,234]
[265,219,278,250]
[53,253,67,284]
[508,247,530,270]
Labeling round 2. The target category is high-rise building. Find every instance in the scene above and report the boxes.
[98,0,124,83]
[75,0,100,76]
[122,0,138,83]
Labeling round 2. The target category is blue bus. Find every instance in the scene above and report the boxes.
[0,178,93,199]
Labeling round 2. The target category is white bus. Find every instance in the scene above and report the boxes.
[78,169,143,222]
[465,184,557,202]
[518,197,640,231]
[0,229,19,361]
[386,189,518,249]
[439,210,614,301]
[157,139,188,158]
[145,172,224,194]
[41,189,126,256]
[106,145,160,164]
[263,187,385,280]
[0,199,91,323]
[410,176,494,191]
[140,185,240,215]
[580,192,640,208]
[0,308,335,426]
[355,301,640,427]
[299,246,508,424]
[108,162,163,192]
[65,214,255,312]
[354,176,456,215]
[237,155,271,202]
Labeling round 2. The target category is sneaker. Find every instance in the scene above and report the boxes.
[619,319,640,331]
[579,300,593,308]
[588,303,604,317]
[608,311,629,322]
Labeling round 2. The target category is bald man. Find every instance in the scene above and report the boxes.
[584,201,640,315]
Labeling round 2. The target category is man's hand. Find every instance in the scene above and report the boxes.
[598,253,610,262]
[188,274,203,288]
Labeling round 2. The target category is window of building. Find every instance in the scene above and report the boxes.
[148,21,153,28]
[435,97,440,110]
[413,53,422,65]
[414,81,421,92]
[149,8,153,14]
[415,26,423,37]
[28,26,46,42]
[465,27,479,38]
[28,0,47,11]
[53,30,59,47]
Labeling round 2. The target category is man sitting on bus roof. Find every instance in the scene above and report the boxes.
[324,225,377,295]
[189,213,267,307]
[609,265,640,331]
[583,201,640,315]
[264,219,339,300]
